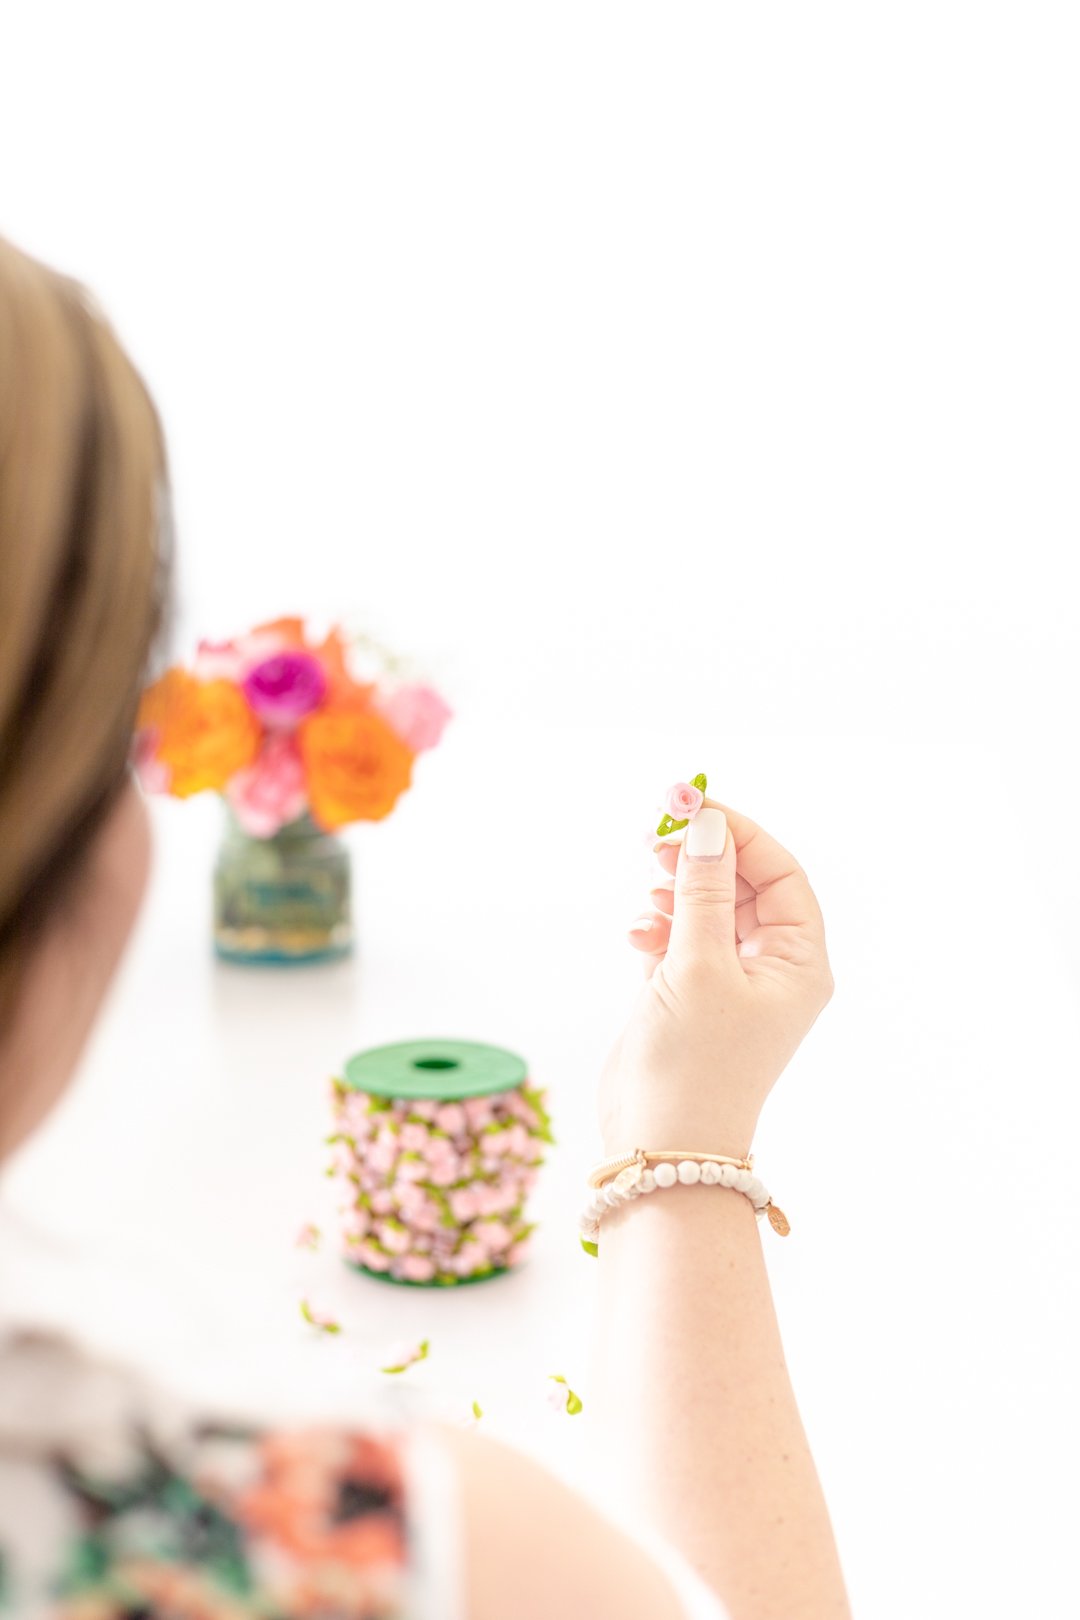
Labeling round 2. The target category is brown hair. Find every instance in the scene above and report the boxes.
[0,236,171,1030]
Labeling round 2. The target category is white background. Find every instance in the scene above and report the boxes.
[2,6,1079,1617]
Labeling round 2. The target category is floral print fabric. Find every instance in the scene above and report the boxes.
[0,1334,411,1619]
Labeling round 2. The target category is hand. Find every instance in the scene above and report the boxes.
[598,800,834,1157]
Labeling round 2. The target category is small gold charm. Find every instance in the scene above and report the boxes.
[767,1202,791,1236]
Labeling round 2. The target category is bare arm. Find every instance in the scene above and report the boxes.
[594,1182,848,1619]
[589,798,851,1619]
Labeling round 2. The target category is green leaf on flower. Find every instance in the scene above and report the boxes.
[472,1400,484,1419]
[566,1389,584,1415]
[690,772,707,791]
[655,812,690,838]
[580,1237,599,1257]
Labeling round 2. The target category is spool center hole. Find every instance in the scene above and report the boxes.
[413,1057,460,1071]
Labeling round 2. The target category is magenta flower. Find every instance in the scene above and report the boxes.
[664,781,705,821]
[242,649,327,726]
[378,683,452,752]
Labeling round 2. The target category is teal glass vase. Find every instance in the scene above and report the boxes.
[213,809,352,965]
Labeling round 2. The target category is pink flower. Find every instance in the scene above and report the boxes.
[464,1097,494,1131]
[295,1222,321,1250]
[226,733,308,837]
[378,683,452,752]
[400,1123,430,1153]
[449,1188,479,1223]
[242,650,328,726]
[377,1222,411,1255]
[340,1207,370,1240]
[435,1103,467,1136]
[358,1240,390,1271]
[664,781,705,821]
[192,638,247,681]
[131,728,172,794]
[369,1188,395,1214]
[477,1220,513,1253]
[400,1254,436,1283]
[409,1100,439,1122]
[507,1240,532,1267]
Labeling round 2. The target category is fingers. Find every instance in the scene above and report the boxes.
[627,909,671,977]
[703,798,825,936]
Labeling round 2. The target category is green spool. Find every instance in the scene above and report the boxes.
[342,1038,528,1103]
[339,1038,534,1289]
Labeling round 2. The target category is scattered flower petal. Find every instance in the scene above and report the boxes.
[300,1298,341,1334]
[380,1338,430,1375]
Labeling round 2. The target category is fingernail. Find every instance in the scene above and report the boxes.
[629,917,655,933]
[685,808,727,859]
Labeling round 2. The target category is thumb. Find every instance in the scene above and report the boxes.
[666,803,739,969]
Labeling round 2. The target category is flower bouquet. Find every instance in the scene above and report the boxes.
[134,617,450,963]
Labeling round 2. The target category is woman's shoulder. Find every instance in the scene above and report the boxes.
[0,1329,417,1618]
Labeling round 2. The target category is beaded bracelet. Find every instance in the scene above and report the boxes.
[579,1148,790,1255]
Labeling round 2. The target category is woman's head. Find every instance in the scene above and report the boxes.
[0,236,170,1155]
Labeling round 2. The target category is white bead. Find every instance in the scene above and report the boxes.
[614,1164,642,1194]
[578,1211,597,1233]
[604,1183,622,1206]
[699,1161,721,1185]
[717,1164,738,1187]
[640,1169,657,1193]
[677,1160,701,1185]
[748,1181,770,1210]
[731,1169,753,1194]
[653,1162,678,1189]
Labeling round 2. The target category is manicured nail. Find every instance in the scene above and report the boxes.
[629,917,655,933]
[685,807,727,859]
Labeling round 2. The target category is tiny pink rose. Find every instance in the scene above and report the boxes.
[409,1100,439,1122]
[358,1241,390,1271]
[377,683,452,752]
[399,1123,430,1153]
[664,781,705,821]
[394,1159,426,1185]
[449,1188,478,1222]
[435,1103,467,1136]
[369,1189,395,1215]
[463,1097,494,1131]
[378,1223,411,1255]
[505,1125,530,1157]
[427,1158,460,1188]
[400,1254,436,1283]
[478,1220,513,1252]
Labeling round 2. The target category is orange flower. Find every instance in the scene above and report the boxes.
[138,669,261,797]
[299,706,413,829]
[313,627,375,708]
[250,615,307,646]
